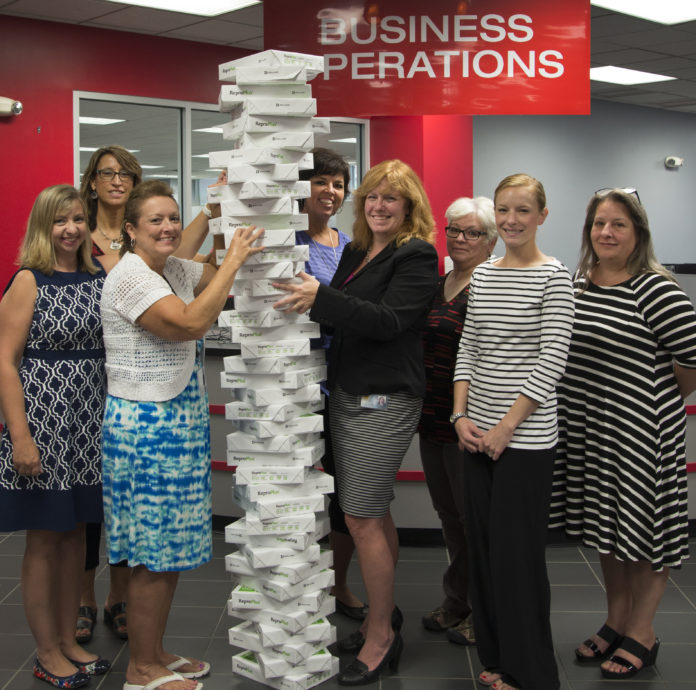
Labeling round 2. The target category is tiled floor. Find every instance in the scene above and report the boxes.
[1,530,695,689]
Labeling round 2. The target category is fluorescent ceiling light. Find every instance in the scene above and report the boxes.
[140,164,164,169]
[590,1,696,24]
[105,0,260,16]
[192,154,211,158]
[80,147,99,152]
[194,126,224,134]
[79,116,125,125]
[590,65,676,84]
[329,137,357,143]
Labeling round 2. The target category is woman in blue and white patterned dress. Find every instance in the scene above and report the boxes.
[100,180,263,690]
[0,185,111,689]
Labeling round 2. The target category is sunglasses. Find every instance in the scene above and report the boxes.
[595,187,641,203]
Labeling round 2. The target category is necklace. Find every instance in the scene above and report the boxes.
[310,229,339,272]
[96,226,122,251]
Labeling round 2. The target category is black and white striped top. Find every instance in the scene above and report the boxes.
[454,259,574,450]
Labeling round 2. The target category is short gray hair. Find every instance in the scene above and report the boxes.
[444,196,496,241]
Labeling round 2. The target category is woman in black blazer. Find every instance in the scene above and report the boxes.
[274,159,439,685]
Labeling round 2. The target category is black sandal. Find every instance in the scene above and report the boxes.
[575,623,622,663]
[75,606,97,644]
[601,636,660,679]
[104,601,128,640]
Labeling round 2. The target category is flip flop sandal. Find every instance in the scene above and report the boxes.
[75,605,97,644]
[575,623,622,663]
[601,636,660,679]
[104,601,128,640]
[479,668,502,686]
[166,655,211,679]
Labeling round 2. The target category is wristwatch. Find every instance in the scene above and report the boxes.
[449,412,467,425]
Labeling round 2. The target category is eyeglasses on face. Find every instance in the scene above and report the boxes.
[96,168,135,183]
[445,225,487,240]
[595,187,641,203]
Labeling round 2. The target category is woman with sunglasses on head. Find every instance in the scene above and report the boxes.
[453,174,574,690]
[551,188,696,680]
[295,147,368,620]
[74,146,223,644]
[419,197,497,646]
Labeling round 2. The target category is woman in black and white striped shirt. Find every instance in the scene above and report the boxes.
[452,173,574,690]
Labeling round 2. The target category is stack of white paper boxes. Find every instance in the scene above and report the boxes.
[209,50,340,690]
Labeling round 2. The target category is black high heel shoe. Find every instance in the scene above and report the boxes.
[337,606,403,653]
[600,636,660,679]
[575,623,622,663]
[338,632,403,686]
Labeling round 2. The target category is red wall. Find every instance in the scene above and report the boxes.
[0,16,251,289]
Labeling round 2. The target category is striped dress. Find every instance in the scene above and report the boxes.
[550,272,696,570]
[454,259,574,449]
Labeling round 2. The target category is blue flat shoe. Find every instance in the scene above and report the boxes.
[66,655,111,675]
[33,658,90,688]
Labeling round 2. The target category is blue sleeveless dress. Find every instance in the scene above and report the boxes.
[0,268,106,531]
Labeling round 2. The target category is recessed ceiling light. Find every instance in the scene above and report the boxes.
[79,117,125,125]
[194,126,225,134]
[590,1,696,25]
[590,65,676,84]
[105,0,260,17]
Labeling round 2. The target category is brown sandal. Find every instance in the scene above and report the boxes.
[104,601,128,640]
[75,605,97,644]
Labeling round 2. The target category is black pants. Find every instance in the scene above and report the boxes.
[461,446,559,690]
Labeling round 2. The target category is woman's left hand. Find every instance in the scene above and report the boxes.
[272,271,320,313]
[478,421,514,461]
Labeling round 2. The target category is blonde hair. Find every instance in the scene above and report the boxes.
[577,189,674,288]
[19,185,98,275]
[351,159,434,251]
[494,173,546,211]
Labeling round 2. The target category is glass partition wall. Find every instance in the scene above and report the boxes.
[75,93,367,239]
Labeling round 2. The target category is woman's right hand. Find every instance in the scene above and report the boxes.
[12,437,41,477]
[221,225,265,270]
[454,417,485,453]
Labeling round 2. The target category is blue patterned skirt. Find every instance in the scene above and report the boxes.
[101,358,212,572]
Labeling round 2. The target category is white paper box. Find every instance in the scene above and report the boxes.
[223,114,315,139]
[220,371,284,389]
[235,470,332,501]
[226,163,300,183]
[245,511,317,536]
[223,350,324,374]
[239,180,310,199]
[226,400,322,423]
[262,549,333,586]
[232,293,282,313]
[311,117,331,133]
[281,365,327,389]
[238,383,321,408]
[292,440,326,466]
[220,50,324,79]
[233,465,307,486]
[241,493,326,521]
[241,339,311,359]
[232,320,321,342]
[219,83,312,110]
[246,245,309,265]
[221,196,294,216]
[253,568,335,604]
[225,550,257,577]
[232,131,314,151]
[226,517,326,550]
[244,97,317,117]
[227,432,298,454]
[229,620,264,652]
[230,228,296,248]
[239,413,324,439]
[219,309,308,329]
[221,63,308,84]
[256,612,335,648]
[235,260,296,281]
[227,449,299,468]
[258,638,324,666]
[220,214,308,232]
[212,148,313,168]
[228,603,311,634]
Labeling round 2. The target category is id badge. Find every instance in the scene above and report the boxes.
[360,394,389,410]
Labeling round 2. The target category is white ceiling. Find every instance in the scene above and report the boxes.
[2,1,696,113]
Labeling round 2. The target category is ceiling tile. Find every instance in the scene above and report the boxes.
[165,18,261,44]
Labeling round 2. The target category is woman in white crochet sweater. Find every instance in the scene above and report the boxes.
[100,180,263,690]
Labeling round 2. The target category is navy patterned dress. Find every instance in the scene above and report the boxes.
[0,268,106,531]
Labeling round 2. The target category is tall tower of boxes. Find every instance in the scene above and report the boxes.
[209,50,340,689]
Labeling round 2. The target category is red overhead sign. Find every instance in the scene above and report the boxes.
[263,0,590,116]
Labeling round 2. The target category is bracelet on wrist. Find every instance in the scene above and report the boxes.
[202,204,213,218]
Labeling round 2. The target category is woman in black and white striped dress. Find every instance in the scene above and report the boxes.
[452,173,574,690]
[551,189,696,680]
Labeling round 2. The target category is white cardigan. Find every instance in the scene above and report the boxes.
[101,252,204,402]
